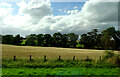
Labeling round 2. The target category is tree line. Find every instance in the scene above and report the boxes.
[1,27,120,50]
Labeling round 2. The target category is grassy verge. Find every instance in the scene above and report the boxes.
[2,57,119,68]
[2,67,120,76]
[2,51,120,76]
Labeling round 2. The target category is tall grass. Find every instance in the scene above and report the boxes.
[2,57,119,68]
[2,50,120,68]
[102,50,120,65]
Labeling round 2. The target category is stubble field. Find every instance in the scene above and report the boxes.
[2,44,119,59]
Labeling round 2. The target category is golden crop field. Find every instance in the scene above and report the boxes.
[2,44,119,59]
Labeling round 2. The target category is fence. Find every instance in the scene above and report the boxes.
[13,55,102,63]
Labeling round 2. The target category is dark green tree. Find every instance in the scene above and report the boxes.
[101,27,119,49]
[61,34,69,47]
[0,35,2,44]
[53,32,63,47]
[25,34,37,46]
[36,34,44,46]
[43,34,52,47]
[115,31,120,49]
[101,31,111,49]
[80,29,101,49]
[80,34,91,48]
[13,34,22,45]
[67,33,78,47]
[2,35,14,44]
[80,34,86,48]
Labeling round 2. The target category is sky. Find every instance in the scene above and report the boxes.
[51,2,85,16]
[0,0,119,36]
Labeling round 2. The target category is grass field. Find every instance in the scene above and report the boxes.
[1,44,120,76]
[2,44,119,59]
[2,57,119,68]
[2,68,119,75]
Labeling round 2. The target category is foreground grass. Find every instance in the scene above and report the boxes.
[2,68,120,76]
[2,58,119,76]
[2,57,119,68]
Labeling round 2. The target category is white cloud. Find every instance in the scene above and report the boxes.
[67,10,79,14]
[74,6,78,9]
[0,8,13,17]
[17,0,52,20]
[0,2,12,8]
[1,0,118,36]
[0,2,13,17]
[1,0,52,35]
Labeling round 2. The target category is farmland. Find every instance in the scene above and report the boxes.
[2,44,119,59]
[1,44,120,76]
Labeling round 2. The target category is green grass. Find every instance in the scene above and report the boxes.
[2,57,119,68]
[76,44,84,48]
[2,67,119,75]
[2,56,120,76]
[21,40,26,45]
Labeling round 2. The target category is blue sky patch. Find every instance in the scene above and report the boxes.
[51,2,85,16]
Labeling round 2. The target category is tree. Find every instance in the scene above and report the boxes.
[101,27,116,49]
[2,35,14,44]
[80,34,92,48]
[115,31,120,49]
[80,34,87,48]
[53,32,63,47]
[80,29,100,49]
[88,29,100,48]
[25,34,37,46]
[67,33,78,47]
[37,34,44,46]
[101,31,111,49]
[13,34,22,45]
[61,34,69,47]
[0,35,2,44]
[43,34,52,47]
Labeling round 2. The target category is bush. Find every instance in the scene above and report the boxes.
[102,50,120,66]
[103,50,115,59]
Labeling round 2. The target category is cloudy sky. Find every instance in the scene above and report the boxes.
[0,0,119,36]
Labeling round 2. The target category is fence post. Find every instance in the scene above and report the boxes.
[73,56,75,61]
[44,55,47,62]
[87,56,89,61]
[87,56,89,59]
[58,56,61,61]
[30,55,32,61]
[13,56,16,61]
[100,56,101,63]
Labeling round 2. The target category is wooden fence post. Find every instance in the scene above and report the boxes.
[73,56,75,61]
[13,56,16,61]
[86,56,89,61]
[30,55,32,61]
[58,56,61,61]
[44,55,47,62]
[87,56,89,59]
